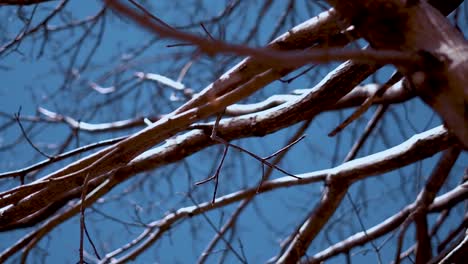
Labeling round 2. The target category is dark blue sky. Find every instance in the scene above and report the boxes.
[0,1,467,263]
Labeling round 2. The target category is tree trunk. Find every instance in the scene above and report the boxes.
[328,0,468,148]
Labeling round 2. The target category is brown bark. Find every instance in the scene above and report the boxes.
[275,1,467,262]
[328,0,468,148]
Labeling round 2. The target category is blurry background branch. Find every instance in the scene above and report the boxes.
[0,0,466,263]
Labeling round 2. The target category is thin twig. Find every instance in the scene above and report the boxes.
[14,106,52,159]
[196,111,302,201]
[0,135,127,179]
[195,112,229,203]
[344,104,388,161]
[127,0,174,29]
[79,173,91,264]
[187,194,247,264]
[329,72,401,137]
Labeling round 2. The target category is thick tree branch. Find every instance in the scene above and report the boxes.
[306,181,468,264]
[326,0,468,147]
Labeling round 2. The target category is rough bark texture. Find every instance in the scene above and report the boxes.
[0,1,465,263]
[328,0,468,148]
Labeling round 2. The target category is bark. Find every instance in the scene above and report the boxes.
[328,0,468,148]
[275,1,467,262]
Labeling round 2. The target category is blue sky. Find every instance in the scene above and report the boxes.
[0,1,467,263]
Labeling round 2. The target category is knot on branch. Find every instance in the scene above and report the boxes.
[408,50,449,101]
